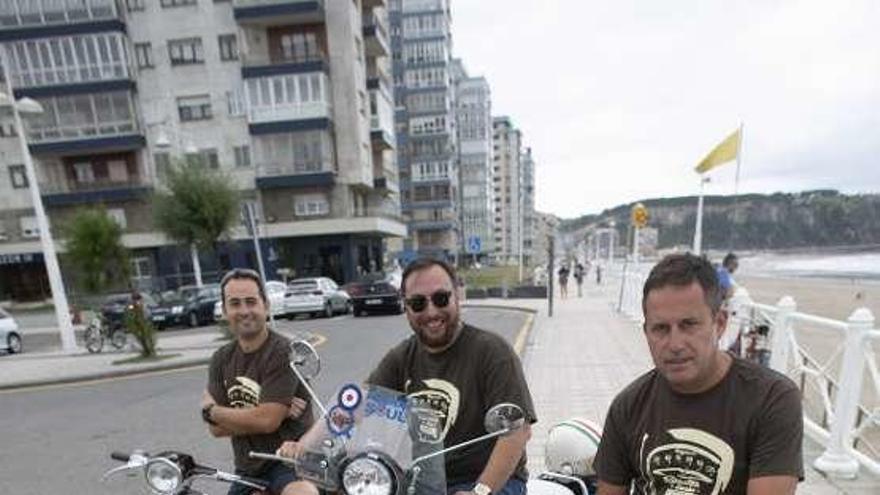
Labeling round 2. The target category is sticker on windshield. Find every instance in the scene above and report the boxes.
[338,384,362,410]
[326,405,355,438]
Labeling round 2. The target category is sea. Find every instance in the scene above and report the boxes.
[737,249,880,282]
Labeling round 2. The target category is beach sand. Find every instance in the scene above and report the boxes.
[737,274,880,321]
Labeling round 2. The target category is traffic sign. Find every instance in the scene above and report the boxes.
[466,235,482,254]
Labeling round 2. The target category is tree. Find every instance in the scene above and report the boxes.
[64,208,157,358]
[153,161,239,287]
[64,208,131,294]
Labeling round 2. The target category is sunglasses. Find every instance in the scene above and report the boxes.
[405,290,453,313]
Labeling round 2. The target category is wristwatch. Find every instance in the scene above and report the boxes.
[473,482,492,495]
[201,404,217,426]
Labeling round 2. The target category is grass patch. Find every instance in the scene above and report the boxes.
[112,353,182,366]
[459,265,524,288]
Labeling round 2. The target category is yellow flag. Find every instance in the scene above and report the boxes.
[694,128,741,174]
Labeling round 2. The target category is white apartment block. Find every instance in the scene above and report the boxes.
[0,0,403,301]
[452,58,493,260]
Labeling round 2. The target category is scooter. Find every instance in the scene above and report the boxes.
[250,339,530,495]
[100,449,269,494]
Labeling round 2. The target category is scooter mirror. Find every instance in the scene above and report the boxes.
[484,403,526,435]
[290,339,321,380]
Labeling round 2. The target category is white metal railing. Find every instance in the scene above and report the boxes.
[257,159,332,177]
[614,261,647,321]
[0,0,117,28]
[27,119,138,143]
[402,0,446,13]
[727,289,880,478]
[247,101,330,124]
[233,0,320,7]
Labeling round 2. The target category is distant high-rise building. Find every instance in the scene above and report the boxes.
[389,0,459,261]
[0,0,403,300]
[491,116,521,263]
[452,59,493,261]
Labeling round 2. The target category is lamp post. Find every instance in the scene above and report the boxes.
[0,58,77,353]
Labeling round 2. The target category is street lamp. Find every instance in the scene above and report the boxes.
[0,59,78,353]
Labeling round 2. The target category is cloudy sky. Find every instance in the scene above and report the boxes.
[450,0,880,219]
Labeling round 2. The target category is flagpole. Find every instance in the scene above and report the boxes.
[693,175,709,254]
[729,122,744,249]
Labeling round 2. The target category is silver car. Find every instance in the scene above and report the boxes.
[283,277,351,318]
[0,308,23,354]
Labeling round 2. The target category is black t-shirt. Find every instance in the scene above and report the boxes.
[208,331,314,475]
[368,323,537,486]
[594,356,804,494]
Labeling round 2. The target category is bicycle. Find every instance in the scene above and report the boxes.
[84,316,128,354]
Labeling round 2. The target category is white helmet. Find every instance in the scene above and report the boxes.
[544,418,603,477]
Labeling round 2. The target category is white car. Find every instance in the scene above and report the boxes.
[0,308,23,354]
[283,277,351,318]
[213,280,288,322]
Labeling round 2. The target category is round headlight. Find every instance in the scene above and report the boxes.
[342,455,395,495]
[145,458,182,494]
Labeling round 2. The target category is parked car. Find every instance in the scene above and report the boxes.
[344,274,404,317]
[283,277,351,318]
[0,308,23,354]
[100,292,159,329]
[148,292,188,330]
[182,284,222,327]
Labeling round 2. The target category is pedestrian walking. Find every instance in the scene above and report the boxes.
[574,263,585,297]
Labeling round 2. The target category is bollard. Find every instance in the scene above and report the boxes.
[769,296,796,373]
[813,307,872,479]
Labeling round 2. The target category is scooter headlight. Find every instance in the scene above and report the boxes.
[145,458,182,494]
[342,455,394,495]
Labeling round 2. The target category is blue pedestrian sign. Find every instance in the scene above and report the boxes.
[466,236,482,254]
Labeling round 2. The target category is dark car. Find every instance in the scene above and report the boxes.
[100,292,159,329]
[182,285,222,327]
[344,275,404,317]
[148,292,188,330]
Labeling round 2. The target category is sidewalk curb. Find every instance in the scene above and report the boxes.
[0,356,212,393]
[462,302,539,356]
[462,302,540,314]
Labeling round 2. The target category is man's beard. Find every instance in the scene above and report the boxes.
[414,313,461,350]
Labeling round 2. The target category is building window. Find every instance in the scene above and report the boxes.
[9,165,27,188]
[126,0,145,11]
[106,208,127,229]
[20,216,40,239]
[233,145,251,168]
[134,42,153,69]
[154,152,171,181]
[218,34,238,61]
[168,38,204,66]
[178,95,212,122]
[185,149,220,169]
[294,194,329,217]
[161,0,197,7]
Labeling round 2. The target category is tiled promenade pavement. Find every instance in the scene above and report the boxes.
[479,277,880,494]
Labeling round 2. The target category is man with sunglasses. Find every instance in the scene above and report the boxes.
[200,269,318,495]
[368,258,536,495]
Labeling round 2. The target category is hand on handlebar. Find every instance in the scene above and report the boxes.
[276,440,305,459]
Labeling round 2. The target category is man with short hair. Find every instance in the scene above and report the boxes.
[717,252,739,300]
[201,268,317,495]
[368,258,536,495]
[594,253,803,495]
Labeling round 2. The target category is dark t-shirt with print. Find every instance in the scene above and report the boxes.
[368,323,537,486]
[594,356,803,494]
[208,331,314,475]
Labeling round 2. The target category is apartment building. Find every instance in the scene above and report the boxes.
[452,58,493,261]
[389,0,458,261]
[491,116,521,263]
[0,0,403,300]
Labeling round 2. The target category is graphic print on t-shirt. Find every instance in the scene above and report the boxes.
[406,378,460,444]
[639,428,734,495]
[227,376,261,408]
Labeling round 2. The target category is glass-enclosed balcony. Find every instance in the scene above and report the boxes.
[245,72,331,125]
[253,130,336,188]
[362,11,390,57]
[4,32,131,89]
[24,91,142,152]
[0,0,119,29]
[369,88,394,150]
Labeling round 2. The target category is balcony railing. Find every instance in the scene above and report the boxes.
[248,101,331,124]
[240,51,326,68]
[0,0,118,29]
[402,0,446,13]
[234,0,319,6]
[40,177,149,195]
[27,118,138,144]
[7,33,132,88]
[257,159,333,177]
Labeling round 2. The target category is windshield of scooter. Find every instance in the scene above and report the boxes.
[294,382,446,494]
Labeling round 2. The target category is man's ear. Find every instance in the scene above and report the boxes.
[714,309,729,338]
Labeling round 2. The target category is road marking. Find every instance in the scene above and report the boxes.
[513,313,535,356]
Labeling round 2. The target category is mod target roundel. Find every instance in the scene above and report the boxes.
[338,384,363,411]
